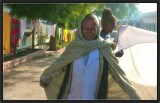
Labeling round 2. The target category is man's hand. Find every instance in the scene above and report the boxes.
[115,50,124,57]
[40,80,47,88]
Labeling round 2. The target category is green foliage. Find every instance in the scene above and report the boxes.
[6,3,100,29]
[94,3,138,20]
[6,3,138,29]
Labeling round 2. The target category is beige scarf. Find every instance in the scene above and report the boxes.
[40,28,140,99]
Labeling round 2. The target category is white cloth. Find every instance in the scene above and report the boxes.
[20,19,27,38]
[49,25,53,36]
[115,25,157,51]
[70,28,77,34]
[114,25,157,99]
[28,20,34,30]
[118,43,157,86]
[46,25,50,35]
[39,22,46,35]
[40,23,56,36]
[34,19,39,33]
[67,49,100,100]
[118,43,157,99]
[52,24,56,37]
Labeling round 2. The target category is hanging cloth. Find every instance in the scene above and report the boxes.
[59,28,63,42]
[52,24,56,37]
[115,25,157,99]
[10,17,20,53]
[64,29,68,42]
[70,28,77,41]
[61,28,64,41]
[22,34,27,46]
[56,26,60,41]
[48,25,52,36]
[3,12,11,54]
[115,25,157,51]
[20,19,27,38]
[34,19,39,34]
[67,30,71,42]
[39,22,47,35]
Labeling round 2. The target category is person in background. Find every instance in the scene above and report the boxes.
[100,8,124,57]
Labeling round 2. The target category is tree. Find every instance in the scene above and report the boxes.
[6,3,138,27]
[5,3,100,51]
[5,3,138,51]
[93,3,138,20]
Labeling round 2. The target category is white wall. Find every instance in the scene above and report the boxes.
[142,16,157,24]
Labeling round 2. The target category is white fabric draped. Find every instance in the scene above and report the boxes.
[115,25,157,51]
[114,25,157,100]
[20,19,27,38]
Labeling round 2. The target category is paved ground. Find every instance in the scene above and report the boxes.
[3,47,157,100]
[3,49,65,100]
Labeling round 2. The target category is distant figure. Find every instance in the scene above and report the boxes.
[100,8,124,57]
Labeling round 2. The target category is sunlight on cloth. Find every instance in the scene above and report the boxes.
[118,43,157,86]
[115,25,157,51]
[114,25,157,99]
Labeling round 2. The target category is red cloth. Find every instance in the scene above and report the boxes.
[10,18,20,53]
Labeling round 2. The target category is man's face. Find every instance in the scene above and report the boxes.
[102,22,115,33]
[82,19,98,41]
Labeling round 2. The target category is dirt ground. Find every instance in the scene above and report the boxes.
[3,47,157,100]
[3,49,64,100]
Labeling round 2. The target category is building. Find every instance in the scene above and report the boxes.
[118,11,157,32]
[140,12,157,32]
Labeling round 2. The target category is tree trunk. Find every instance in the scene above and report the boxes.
[48,36,56,51]
[32,19,38,51]
[32,27,35,51]
[48,23,57,51]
